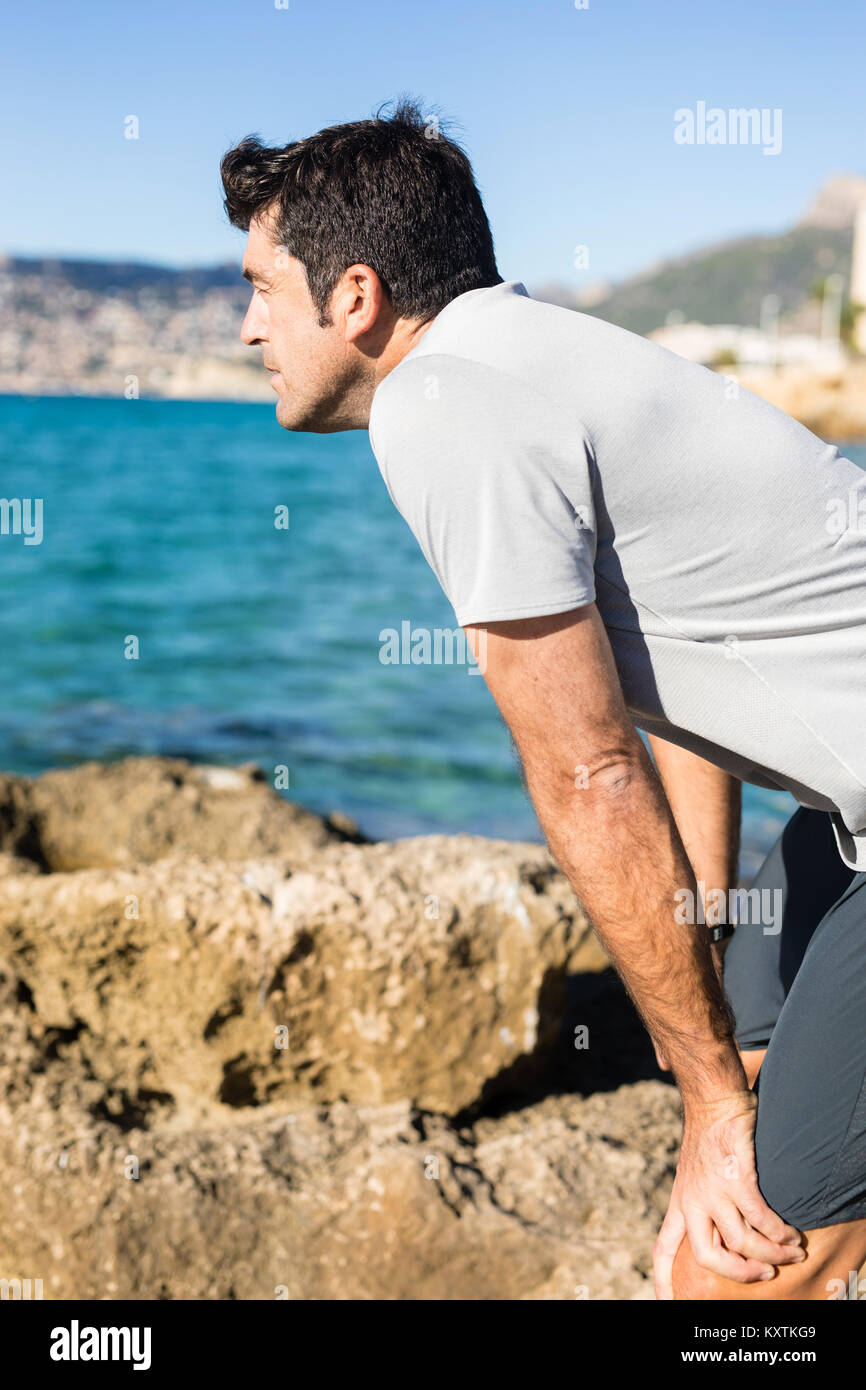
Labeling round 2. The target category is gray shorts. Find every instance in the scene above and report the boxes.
[723,805,866,1229]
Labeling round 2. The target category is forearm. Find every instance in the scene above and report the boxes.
[647,734,741,973]
[648,734,741,906]
[532,741,747,1108]
[465,608,798,1291]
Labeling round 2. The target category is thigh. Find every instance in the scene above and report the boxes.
[753,871,866,1230]
[673,1215,866,1300]
[723,806,856,1050]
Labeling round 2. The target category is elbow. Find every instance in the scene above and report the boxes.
[534,750,645,826]
[533,754,646,877]
[586,758,642,798]
[571,746,646,800]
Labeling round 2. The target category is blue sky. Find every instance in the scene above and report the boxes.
[2,0,864,290]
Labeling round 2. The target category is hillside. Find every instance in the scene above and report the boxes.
[561,225,853,337]
[532,175,866,335]
[1,175,864,400]
[0,254,269,401]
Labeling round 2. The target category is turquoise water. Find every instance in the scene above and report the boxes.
[3,395,860,877]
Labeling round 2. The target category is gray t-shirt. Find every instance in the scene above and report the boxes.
[368,280,866,871]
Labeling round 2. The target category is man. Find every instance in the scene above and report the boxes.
[220,100,866,1300]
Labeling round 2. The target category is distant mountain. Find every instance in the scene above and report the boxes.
[798,173,866,229]
[0,253,268,401]
[0,254,244,295]
[2,174,865,400]
[531,175,866,337]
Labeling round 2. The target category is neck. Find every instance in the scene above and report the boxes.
[346,313,436,431]
[374,312,436,386]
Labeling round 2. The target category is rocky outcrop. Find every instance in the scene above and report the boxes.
[0,968,677,1301]
[737,362,866,444]
[0,836,607,1117]
[0,756,681,1301]
[0,756,355,873]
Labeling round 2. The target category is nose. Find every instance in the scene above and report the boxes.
[240,289,268,347]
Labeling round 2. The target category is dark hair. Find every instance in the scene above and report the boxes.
[220,96,502,325]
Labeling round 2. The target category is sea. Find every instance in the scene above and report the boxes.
[3,394,863,880]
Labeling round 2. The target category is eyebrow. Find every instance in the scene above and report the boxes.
[242,266,270,286]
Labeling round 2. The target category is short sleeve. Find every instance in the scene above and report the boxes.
[368,353,597,627]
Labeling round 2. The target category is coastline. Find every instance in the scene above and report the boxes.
[3,358,864,443]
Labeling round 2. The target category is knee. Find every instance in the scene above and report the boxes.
[672,1239,719,1300]
[671,1231,838,1302]
[672,1241,770,1301]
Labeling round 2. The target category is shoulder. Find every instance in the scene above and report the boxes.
[369,350,584,466]
[371,349,512,418]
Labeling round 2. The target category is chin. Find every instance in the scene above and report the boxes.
[274,395,306,432]
[275,394,345,434]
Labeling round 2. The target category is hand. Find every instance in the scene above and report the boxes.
[653,1089,805,1300]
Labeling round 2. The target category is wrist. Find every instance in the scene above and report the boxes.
[676,1044,750,1111]
[682,1088,757,1123]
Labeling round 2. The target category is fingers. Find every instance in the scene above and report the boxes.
[711,1201,806,1270]
[657,1100,807,1295]
[736,1187,803,1250]
[684,1209,779,1284]
[653,1200,687,1301]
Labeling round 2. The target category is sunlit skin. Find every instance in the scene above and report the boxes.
[240,212,433,433]
[672,1049,866,1299]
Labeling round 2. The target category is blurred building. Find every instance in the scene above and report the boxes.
[851,201,866,353]
[648,320,847,370]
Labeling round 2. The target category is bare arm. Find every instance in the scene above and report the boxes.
[648,733,741,934]
[464,604,802,1287]
[648,734,741,995]
[467,606,741,1104]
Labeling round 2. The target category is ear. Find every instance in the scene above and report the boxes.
[333,264,388,342]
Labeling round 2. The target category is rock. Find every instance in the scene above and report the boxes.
[322,809,365,842]
[0,756,351,872]
[735,362,866,444]
[798,174,866,230]
[0,956,678,1299]
[0,754,686,1302]
[0,851,41,876]
[0,833,606,1117]
[0,772,45,867]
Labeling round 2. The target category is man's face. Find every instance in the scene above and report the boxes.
[240,214,356,432]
